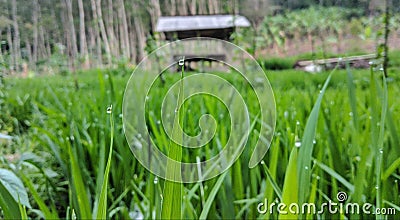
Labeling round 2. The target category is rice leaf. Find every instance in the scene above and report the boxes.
[95,110,115,219]
[0,176,21,219]
[298,70,334,205]
[199,171,228,220]
[68,142,91,219]
[279,147,298,220]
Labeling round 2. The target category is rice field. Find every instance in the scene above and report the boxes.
[1,64,400,219]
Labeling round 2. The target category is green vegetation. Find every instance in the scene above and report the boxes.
[1,65,399,218]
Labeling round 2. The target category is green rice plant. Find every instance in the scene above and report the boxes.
[199,171,228,219]
[161,64,185,219]
[297,68,335,205]
[95,107,115,219]
[279,146,298,219]
[1,63,399,219]
[0,168,30,219]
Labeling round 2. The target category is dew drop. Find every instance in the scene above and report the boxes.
[156,120,161,125]
[145,96,150,101]
[133,140,142,149]
[261,161,265,165]
[70,136,75,141]
[119,114,123,118]
[106,105,112,114]
[296,121,300,126]
[313,139,317,144]
[305,166,309,170]
[355,156,361,162]
[295,141,302,148]
[154,177,158,184]
[379,149,383,154]
[368,61,373,65]
[284,111,289,119]
[316,176,320,180]
[375,185,379,189]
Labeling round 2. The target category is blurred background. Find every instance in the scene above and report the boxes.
[0,0,399,76]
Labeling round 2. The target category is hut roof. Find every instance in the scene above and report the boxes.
[156,15,250,32]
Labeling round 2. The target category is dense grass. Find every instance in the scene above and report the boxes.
[1,66,400,219]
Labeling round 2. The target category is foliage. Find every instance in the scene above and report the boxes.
[1,65,399,218]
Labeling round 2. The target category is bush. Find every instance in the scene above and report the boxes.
[258,57,296,70]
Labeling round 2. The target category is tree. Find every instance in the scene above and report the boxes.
[78,0,89,68]
[11,0,20,72]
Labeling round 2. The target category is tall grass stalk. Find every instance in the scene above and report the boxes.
[95,106,115,219]
[161,63,185,219]
[298,67,336,205]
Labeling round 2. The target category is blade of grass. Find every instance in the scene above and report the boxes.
[20,172,59,219]
[95,108,114,219]
[161,61,185,219]
[0,179,21,219]
[298,68,335,205]
[261,161,282,201]
[18,197,28,220]
[374,69,388,220]
[68,141,91,219]
[199,171,228,220]
[279,147,298,220]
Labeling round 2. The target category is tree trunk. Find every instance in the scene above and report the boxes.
[208,0,214,14]
[178,0,187,15]
[39,26,48,58]
[118,0,130,59]
[65,0,78,61]
[188,0,196,15]
[7,25,14,74]
[213,0,219,14]
[198,0,206,14]
[95,0,112,65]
[33,0,39,67]
[133,16,146,63]
[11,0,21,72]
[25,38,33,68]
[89,0,103,66]
[170,0,176,16]
[106,0,118,57]
[148,0,162,30]
[78,0,89,68]
[127,15,137,62]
